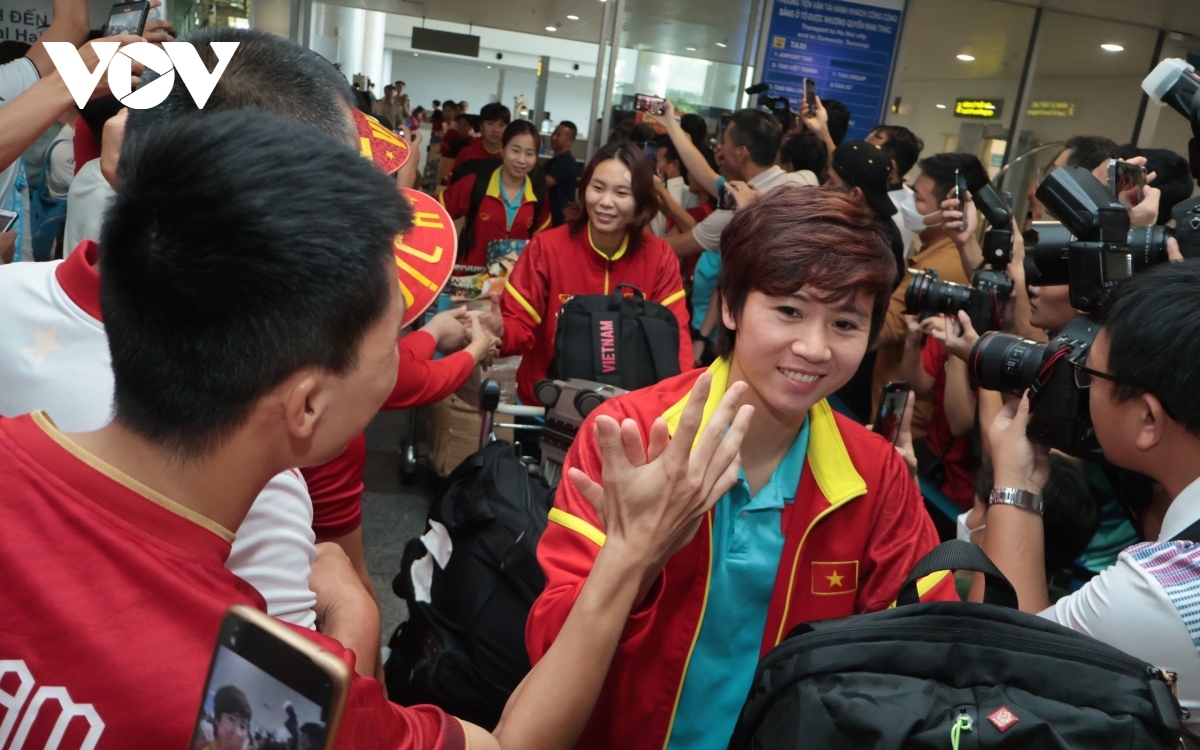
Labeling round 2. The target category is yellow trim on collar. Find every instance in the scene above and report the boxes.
[32,411,236,543]
[660,358,866,506]
[587,224,628,261]
[548,507,606,547]
[486,168,537,203]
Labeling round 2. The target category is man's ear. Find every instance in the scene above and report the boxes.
[890,159,900,181]
[280,369,324,442]
[721,294,736,332]
[1134,391,1168,452]
[850,185,865,205]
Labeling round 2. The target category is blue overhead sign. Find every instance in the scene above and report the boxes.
[760,0,904,142]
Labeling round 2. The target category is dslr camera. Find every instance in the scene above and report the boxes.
[745,82,793,129]
[904,174,1016,333]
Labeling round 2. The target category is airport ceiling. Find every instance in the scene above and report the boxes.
[338,0,1200,78]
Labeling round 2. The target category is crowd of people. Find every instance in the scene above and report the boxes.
[3,1,1200,748]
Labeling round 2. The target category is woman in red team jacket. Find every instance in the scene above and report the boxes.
[439,120,552,270]
[495,142,692,406]
[525,187,957,750]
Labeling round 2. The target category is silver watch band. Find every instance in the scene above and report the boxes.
[988,487,1044,515]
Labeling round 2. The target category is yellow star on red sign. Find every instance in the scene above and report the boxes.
[825,570,844,588]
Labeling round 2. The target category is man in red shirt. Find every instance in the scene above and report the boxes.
[450,102,510,178]
[1,108,752,749]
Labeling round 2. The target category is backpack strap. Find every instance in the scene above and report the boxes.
[35,138,71,191]
[458,166,498,263]
[641,313,681,380]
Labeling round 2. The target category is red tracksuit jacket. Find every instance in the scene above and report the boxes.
[499,224,692,406]
[525,359,955,750]
[439,167,552,269]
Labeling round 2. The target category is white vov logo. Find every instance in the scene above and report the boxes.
[44,41,239,110]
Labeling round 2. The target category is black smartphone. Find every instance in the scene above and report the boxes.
[643,141,658,172]
[634,93,666,116]
[103,0,149,36]
[771,98,792,129]
[190,605,351,750]
[717,112,733,141]
[803,78,816,112]
[1107,160,1146,204]
[872,382,912,445]
[717,182,737,210]
[0,208,16,233]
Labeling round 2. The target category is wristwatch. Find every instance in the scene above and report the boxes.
[988,487,1044,516]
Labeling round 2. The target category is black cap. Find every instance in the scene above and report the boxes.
[831,141,896,219]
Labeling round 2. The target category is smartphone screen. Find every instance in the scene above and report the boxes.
[717,112,732,141]
[104,0,149,35]
[634,93,665,116]
[643,142,658,172]
[718,182,737,210]
[0,209,17,233]
[191,606,349,750]
[1107,160,1146,203]
[771,98,792,129]
[803,78,816,111]
[872,382,912,445]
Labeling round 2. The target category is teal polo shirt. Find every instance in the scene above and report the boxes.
[665,415,811,750]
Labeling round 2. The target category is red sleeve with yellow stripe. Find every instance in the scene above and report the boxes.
[650,240,694,373]
[381,331,476,411]
[526,397,664,665]
[857,441,958,609]
[532,194,553,236]
[499,235,550,358]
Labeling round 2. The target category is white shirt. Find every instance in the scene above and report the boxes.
[46,124,76,200]
[0,248,320,627]
[649,175,700,238]
[0,58,39,263]
[63,159,115,256]
[888,185,916,259]
[692,166,819,252]
[1042,476,1200,730]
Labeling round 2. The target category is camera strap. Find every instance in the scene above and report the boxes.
[1029,343,1074,401]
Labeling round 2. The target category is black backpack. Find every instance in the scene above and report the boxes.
[729,541,1190,750]
[453,158,546,265]
[548,283,681,392]
[384,439,552,729]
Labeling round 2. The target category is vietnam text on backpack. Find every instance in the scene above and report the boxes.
[29,138,70,262]
[548,283,681,392]
[729,541,1190,750]
[453,159,546,265]
[384,438,552,729]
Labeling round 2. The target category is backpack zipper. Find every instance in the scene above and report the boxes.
[950,708,972,750]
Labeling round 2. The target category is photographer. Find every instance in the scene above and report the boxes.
[981,260,1200,727]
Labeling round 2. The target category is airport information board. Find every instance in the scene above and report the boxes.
[760,0,904,141]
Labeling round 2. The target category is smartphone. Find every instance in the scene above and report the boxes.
[1107,160,1146,204]
[0,208,16,233]
[643,141,658,172]
[190,605,351,750]
[872,382,912,445]
[803,78,816,112]
[771,97,792,129]
[717,112,733,141]
[634,93,666,116]
[103,0,149,36]
[717,181,737,210]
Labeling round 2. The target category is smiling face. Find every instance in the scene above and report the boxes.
[723,287,872,425]
[584,158,637,235]
[503,132,538,180]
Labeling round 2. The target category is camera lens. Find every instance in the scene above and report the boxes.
[1125,225,1172,270]
[904,271,974,315]
[968,332,1047,395]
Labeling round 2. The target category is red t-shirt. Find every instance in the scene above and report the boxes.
[677,202,715,289]
[0,412,465,750]
[302,331,476,537]
[439,168,552,269]
[452,136,501,172]
[921,338,980,509]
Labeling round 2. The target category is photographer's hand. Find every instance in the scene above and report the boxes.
[930,310,979,362]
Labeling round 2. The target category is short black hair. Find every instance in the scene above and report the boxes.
[557,120,578,139]
[101,110,410,458]
[480,102,511,124]
[871,125,924,177]
[213,685,251,721]
[679,113,708,150]
[1102,259,1200,435]
[629,123,658,145]
[728,108,782,167]
[822,99,851,146]
[780,132,827,179]
[443,99,457,109]
[1112,144,1193,225]
[127,28,356,149]
[1062,135,1118,171]
[654,134,687,181]
[917,152,989,201]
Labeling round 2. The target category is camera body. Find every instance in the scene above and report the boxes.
[905,267,1015,333]
[969,316,1102,458]
[745,82,793,129]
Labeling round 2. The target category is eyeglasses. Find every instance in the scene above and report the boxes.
[1069,360,1138,390]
